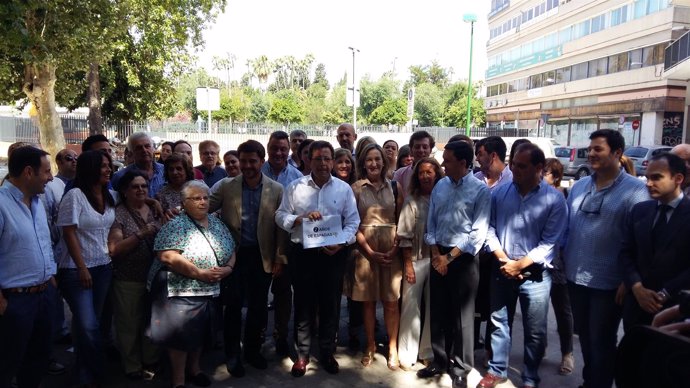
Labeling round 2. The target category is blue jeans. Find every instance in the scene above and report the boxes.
[488,267,551,387]
[568,282,621,388]
[0,283,56,388]
[59,264,112,385]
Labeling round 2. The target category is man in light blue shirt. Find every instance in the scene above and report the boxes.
[418,141,490,388]
[478,143,567,388]
[563,129,649,388]
[0,146,58,388]
[261,130,303,186]
[111,132,165,196]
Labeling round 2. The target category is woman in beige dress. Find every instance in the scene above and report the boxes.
[351,143,404,370]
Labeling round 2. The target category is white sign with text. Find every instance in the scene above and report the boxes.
[302,215,344,249]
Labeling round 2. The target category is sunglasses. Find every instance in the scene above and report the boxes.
[60,155,77,162]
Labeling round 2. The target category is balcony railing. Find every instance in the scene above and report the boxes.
[664,29,690,71]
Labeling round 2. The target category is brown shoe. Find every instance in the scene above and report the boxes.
[476,372,507,388]
[291,358,309,377]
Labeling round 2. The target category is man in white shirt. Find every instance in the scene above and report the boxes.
[275,140,360,377]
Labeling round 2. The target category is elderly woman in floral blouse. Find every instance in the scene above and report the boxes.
[149,180,236,388]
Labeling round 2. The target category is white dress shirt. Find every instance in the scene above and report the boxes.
[275,174,360,245]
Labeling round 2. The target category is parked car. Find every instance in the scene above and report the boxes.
[555,146,592,179]
[623,145,673,176]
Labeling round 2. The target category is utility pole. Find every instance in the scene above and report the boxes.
[348,46,360,130]
[463,13,477,136]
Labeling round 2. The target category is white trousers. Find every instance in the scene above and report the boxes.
[398,257,433,366]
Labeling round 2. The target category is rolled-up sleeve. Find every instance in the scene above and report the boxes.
[526,193,567,265]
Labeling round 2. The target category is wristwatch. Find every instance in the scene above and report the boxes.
[445,252,456,263]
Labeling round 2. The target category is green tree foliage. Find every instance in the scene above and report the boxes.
[250,93,271,122]
[268,89,304,125]
[413,83,445,127]
[359,76,400,122]
[445,97,486,128]
[322,84,349,124]
[369,99,407,125]
[313,63,329,90]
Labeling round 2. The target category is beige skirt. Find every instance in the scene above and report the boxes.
[349,224,402,302]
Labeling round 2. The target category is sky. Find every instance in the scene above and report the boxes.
[197,0,490,87]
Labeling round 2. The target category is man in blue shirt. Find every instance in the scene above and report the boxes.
[0,146,58,388]
[478,143,567,388]
[196,140,227,187]
[563,129,649,388]
[260,130,303,356]
[111,132,165,197]
[418,141,491,388]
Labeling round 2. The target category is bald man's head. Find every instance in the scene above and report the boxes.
[671,144,690,188]
[336,123,357,151]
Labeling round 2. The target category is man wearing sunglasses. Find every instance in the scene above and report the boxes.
[562,129,649,388]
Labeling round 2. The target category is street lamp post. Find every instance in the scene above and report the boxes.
[348,46,360,130]
[463,13,477,136]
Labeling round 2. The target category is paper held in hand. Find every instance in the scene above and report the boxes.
[302,215,344,249]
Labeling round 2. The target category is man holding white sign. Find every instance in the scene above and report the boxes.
[275,140,360,378]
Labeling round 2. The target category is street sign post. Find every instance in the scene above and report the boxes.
[196,87,220,133]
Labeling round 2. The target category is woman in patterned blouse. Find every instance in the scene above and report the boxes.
[149,180,236,388]
[107,170,162,380]
[156,153,194,217]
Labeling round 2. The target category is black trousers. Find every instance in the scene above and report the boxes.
[271,264,292,341]
[289,243,346,359]
[224,246,272,358]
[429,247,479,379]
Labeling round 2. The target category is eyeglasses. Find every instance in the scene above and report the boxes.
[202,151,217,156]
[129,184,149,190]
[311,157,333,163]
[60,155,76,162]
[185,196,209,203]
[578,190,606,215]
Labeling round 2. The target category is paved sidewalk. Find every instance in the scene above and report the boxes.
[45,295,589,388]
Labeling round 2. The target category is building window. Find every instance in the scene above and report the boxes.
[634,0,647,19]
[574,20,590,39]
[571,62,588,81]
[608,52,629,73]
[629,49,643,69]
[544,70,556,85]
[556,67,571,83]
[588,57,608,77]
[559,27,572,44]
[591,14,606,33]
[530,74,543,89]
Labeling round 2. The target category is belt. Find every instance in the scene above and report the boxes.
[2,280,50,294]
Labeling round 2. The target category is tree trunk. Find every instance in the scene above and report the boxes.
[23,63,65,172]
[87,62,103,135]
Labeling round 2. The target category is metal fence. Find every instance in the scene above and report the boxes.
[0,114,536,146]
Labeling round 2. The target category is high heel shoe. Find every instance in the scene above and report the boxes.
[387,353,400,371]
[361,350,376,367]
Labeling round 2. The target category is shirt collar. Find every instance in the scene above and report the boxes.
[307,173,332,189]
[361,177,389,190]
[3,180,30,203]
[449,170,472,186]
[590,167,626,192]
[660,192,684,209]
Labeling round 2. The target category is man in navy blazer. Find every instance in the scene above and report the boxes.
[621,152,690,330]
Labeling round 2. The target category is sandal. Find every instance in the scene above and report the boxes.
[387,353,400,371]
[361,350,376,367]
[558,353,575,376]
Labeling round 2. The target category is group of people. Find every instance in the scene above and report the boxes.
[1,123,690,388]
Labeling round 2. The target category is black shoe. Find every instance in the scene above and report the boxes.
[321,355,339,374]
[417,365,443,378]
[275,338,289,357]
[452,376,468,388]
[245,352,268,370]
[186,372,211,387]
[226,359,245,378]
[54,333,72,345]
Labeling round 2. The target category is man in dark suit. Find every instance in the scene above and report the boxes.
[621,152,690,330]
[209,140,288,377]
